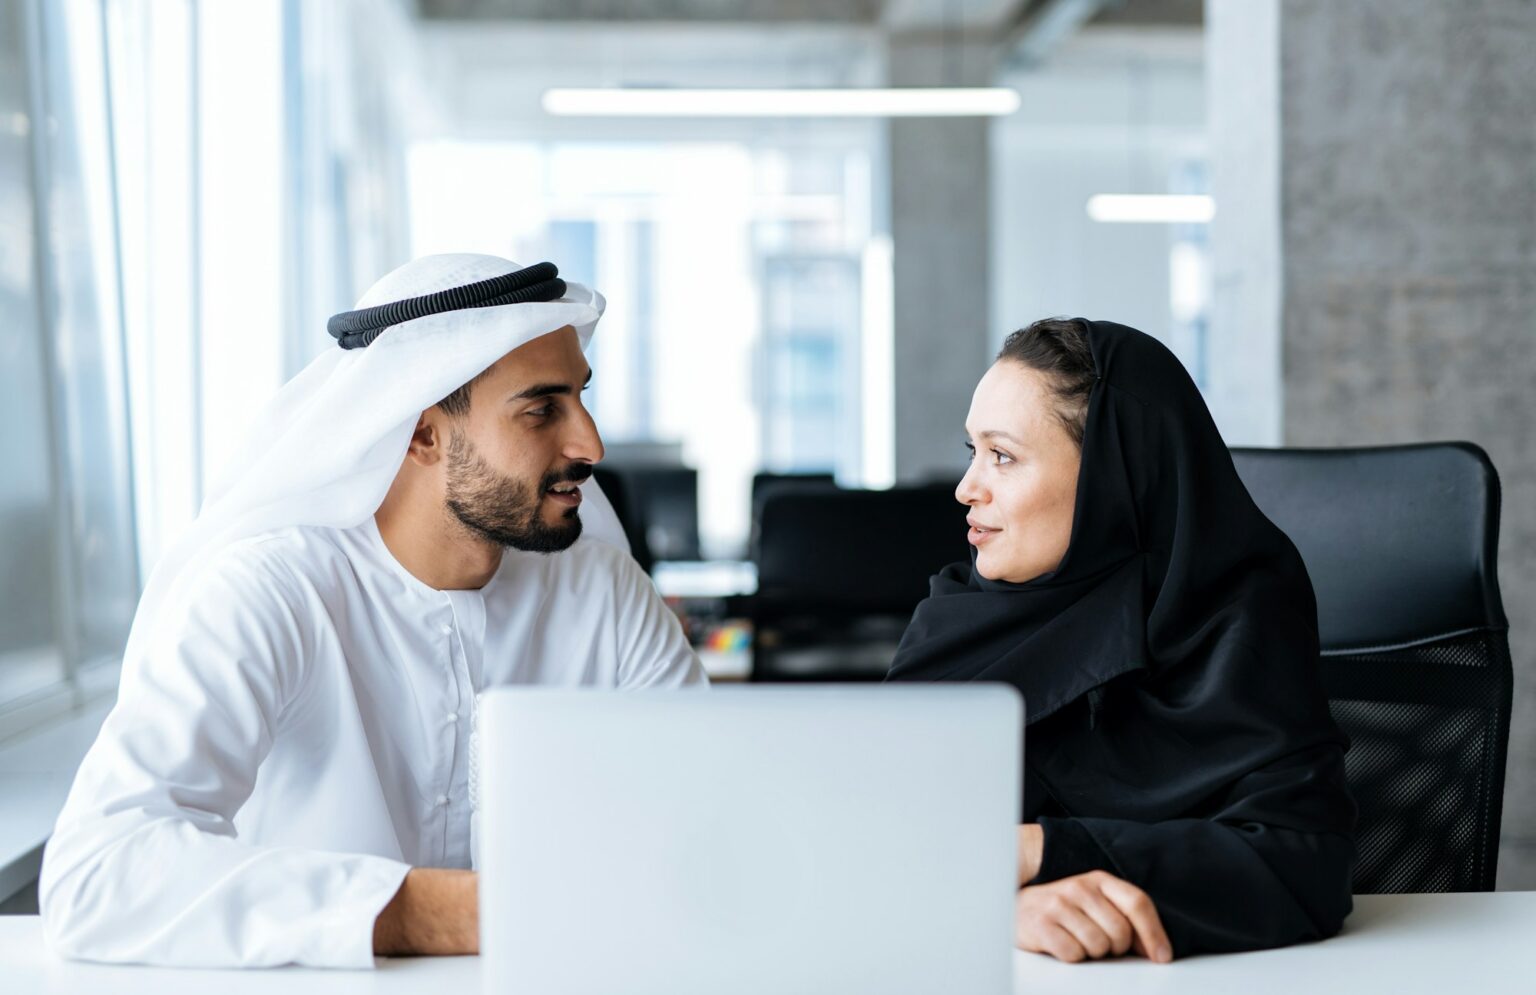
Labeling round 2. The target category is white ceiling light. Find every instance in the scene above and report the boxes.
[542,87,1022,118]
[1086,194,1216,224]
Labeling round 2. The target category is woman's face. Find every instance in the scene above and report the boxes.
[957,360,1083,584]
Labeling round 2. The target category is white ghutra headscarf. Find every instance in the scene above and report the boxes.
[123,252,627,678]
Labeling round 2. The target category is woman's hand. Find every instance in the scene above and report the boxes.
[1017,824,1044,884]
[1014,870,1172,964]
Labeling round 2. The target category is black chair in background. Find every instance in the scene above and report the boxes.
[749,485,970,682]
[591,466,654,573]
[1231,443,1513,894]
[599,464,701,562]
[748,472,838,563]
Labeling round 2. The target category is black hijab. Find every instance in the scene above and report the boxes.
[887,319,1347,826]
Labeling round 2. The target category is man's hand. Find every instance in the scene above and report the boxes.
[1014,870,1172,964]
[373,868,478,956]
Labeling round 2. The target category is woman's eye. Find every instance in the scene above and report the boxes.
[991,449,1014,466]
[964,443,976,460]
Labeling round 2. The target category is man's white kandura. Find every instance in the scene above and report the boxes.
[38,255,705,969]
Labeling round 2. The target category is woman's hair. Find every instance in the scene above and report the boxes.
[996,318,1097,448]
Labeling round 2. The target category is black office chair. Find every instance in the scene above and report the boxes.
[1231,443,1512,894]
[600,464,701,562]
[749,485,970,682]
[748,472,839,564]
[591,466,654,574]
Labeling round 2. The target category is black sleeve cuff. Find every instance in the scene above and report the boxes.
[1030,816,1117,884]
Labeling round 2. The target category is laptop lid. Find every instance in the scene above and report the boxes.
[479,684,1021,995]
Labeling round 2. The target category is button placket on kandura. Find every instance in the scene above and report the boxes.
[435,602,461,863]
[439,593,478,867]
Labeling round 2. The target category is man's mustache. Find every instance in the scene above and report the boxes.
[539,463,594,491]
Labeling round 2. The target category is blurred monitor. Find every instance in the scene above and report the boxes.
[604,463,701,563]
[590,466,652,573]
[750,471,838,521]
[749,472,838,563]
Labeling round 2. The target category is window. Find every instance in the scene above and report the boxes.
[408,138,880,556]
[0,0,138,733]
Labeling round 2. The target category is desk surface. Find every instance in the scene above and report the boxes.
[2,891,1525,994]
[651,559,757,599]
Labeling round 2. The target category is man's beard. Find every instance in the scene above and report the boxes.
[444,431,589,553]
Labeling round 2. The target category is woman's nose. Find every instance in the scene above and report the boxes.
[955,463,984,506]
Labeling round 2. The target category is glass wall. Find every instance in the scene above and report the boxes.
[0,0,420,729]
[110,0,417,576]
[0,3,1215,724]
[409,138,877,556]
[991,30,1209,367]
[0,0,138,730]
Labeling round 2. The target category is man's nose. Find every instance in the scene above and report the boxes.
[565,404,605,464]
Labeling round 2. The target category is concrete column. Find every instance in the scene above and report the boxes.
[1205,0,1282,446]
[888,36,996,483]
[1209,0,1536,885]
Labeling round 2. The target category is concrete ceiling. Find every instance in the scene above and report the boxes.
[412,0,1204,113]
[1093,0,1201,27]
[415,1,884,22]
[414,0,1202,31]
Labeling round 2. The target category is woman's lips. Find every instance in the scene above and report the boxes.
[967,525,999,546]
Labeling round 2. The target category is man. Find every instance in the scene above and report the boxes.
[39,255,705,968]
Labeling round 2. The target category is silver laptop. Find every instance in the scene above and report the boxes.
[478,684,1021,995]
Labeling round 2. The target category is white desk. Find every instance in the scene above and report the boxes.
[0,701,114,905]
[650,559,757,599]
[1,892,1525,994]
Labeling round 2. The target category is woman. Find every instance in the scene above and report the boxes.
[887,318,1355,963]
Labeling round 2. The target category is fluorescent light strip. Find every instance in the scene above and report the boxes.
[1086,194,1215,224]
[542,87,1022,118]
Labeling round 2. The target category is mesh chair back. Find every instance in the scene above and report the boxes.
[751,486,970,681]
[1230,443,1512,893]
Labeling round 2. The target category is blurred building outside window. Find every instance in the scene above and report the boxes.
[409,138,881,558]
[1,4,1215,727]
[1,0,418,730]
[1,0,137,733]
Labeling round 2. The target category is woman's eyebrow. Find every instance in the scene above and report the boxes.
[976,429,1023,445]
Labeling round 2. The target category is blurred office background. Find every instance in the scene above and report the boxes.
[3,0,1535,903]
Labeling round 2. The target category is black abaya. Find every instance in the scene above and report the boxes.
[887,320,1356,956]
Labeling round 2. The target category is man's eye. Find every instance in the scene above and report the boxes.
[527,405,552,418]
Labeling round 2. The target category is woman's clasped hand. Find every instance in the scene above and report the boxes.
[1015,872,1172,964]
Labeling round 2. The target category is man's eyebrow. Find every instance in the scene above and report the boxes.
[508,368,593,402]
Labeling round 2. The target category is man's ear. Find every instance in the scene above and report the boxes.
[406,411,446,467]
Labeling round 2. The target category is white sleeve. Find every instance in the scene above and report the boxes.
[612,554,708,689]
[38,547,411,969]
